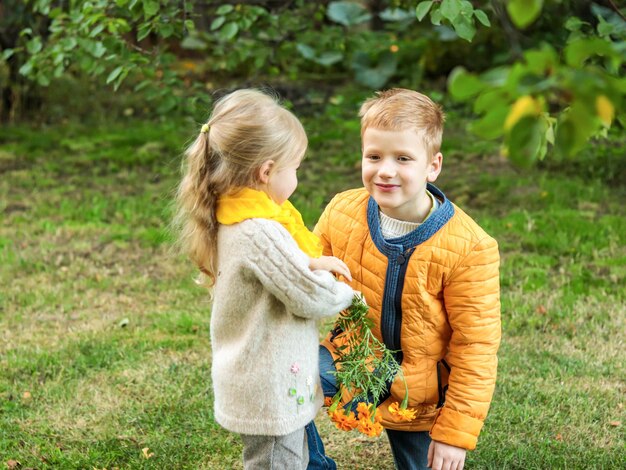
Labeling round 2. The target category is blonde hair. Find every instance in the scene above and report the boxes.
[359,88,445,158]
[174,89,307,286]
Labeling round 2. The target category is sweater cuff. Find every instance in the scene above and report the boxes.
[429,407,484,451]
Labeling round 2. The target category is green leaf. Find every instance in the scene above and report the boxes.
[554,118,577,157]
[448,67,485,100]
[106,66,124,84]
[506,115,546,167]
[555,102,599,157]
[415,1,433,22]
[216,4,234,15]
[134,79,151,92]
[380,8,413,22]
[473,89,507,113]
[474,9,490,27]
[470,106,509,140]
[597,18,615,38]
[220,22,239,40]
[564,38,614,67]
[327,1,372,27]
[211,16,226,31]
[506,0,543,29]
[352,51,397,89]
[53,63,65,78]
[296,43,316,60]
[92,41,107,58]
[19,61,33,76]
[137,23,151,41]
[157,94,178,114]
[26,37,43,54]
[143,0,159,17]
[524,45,557,75]
[480,66,510,87]
[62,37,78,51]
[239,17,253,30]
[315,52,343,66]
[430,9,442,26]
[564,17,585,32]
[2,49,14,60]
[440,0,461,22]
[160,23,174,38]
[37,74,50,87]
[536,116,552,160]
[452,14,476,41]
[459,0,474,17]
[181,35,207,50]
[89,23,105,38]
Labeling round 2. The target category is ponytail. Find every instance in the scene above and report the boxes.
[173,89,307,289]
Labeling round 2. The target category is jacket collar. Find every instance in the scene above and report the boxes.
[367,183,455,255]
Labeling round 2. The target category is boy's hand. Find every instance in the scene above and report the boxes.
[427,440,466,470]
[309,256,352,282]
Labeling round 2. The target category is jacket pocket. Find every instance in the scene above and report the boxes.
[436,359,451,408]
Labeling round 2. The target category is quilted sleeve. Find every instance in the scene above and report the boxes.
[430,235,501,450]
[313,197,335,257]
[242,220,354,320]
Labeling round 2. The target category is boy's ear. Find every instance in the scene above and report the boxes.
[258,160,275,184]
[427,152,443,183]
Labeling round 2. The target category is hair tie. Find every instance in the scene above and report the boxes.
[201,123,210,134]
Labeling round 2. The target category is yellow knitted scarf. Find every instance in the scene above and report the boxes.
[216,187,322,258]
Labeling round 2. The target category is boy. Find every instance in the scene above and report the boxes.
[307,89,501,470]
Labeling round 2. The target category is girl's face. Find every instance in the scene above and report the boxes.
[266,157,301,205]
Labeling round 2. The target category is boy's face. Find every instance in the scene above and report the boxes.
[361,127,442,222]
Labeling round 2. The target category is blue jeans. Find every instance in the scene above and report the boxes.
[307,346,431,470]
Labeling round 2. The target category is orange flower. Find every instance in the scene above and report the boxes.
[388,402,401,414]
[329,409,358,431]
[357,418,384,437]
[388,401,418,422]
[324,396,333,407]
[356,402,372,420]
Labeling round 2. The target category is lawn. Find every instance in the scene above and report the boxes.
[1,107,624,469]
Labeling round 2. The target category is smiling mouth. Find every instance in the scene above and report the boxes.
[375,183,399,189]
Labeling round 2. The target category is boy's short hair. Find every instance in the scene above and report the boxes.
[359,88,445,158]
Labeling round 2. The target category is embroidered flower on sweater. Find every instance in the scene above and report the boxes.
[288,365,317,409]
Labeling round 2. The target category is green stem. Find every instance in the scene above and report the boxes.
[399,368,409,409]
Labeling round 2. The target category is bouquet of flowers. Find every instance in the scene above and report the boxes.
[326,294,417,437]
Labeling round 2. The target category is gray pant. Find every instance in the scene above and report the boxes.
[241,427,309,469]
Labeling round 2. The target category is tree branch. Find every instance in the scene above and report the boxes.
[606,0,626,22]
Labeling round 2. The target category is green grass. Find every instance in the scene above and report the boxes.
[1,111,624,469]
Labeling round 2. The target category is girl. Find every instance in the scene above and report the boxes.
[174,89,354,469]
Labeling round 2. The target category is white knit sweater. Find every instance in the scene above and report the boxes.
[210,218,354,436]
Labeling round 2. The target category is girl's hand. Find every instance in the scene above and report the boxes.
[309,256,352,282]
[427,440,466,470]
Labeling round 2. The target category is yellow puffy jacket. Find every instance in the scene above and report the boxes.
[315,185,501,450]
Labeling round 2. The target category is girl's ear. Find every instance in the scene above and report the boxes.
[257,160,275,184]
[427,152,443,183]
